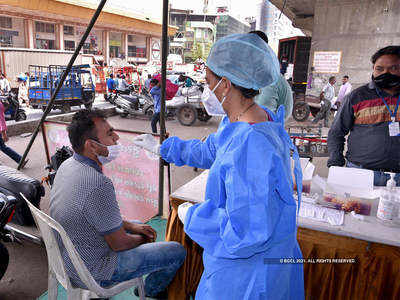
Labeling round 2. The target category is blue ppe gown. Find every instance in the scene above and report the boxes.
[160,107,304,300]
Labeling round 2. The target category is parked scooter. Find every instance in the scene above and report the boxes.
[113,87,154,119]
[0,92,27,122]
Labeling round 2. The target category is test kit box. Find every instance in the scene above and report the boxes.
[321,167,379,216]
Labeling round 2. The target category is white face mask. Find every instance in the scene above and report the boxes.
[93,141,121,165]
[201,79,226,116]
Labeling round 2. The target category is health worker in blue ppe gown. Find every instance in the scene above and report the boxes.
[132,33,304,300]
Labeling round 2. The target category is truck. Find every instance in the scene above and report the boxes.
[28,64,95,113]
[278,36,321,122]
[278,36,312,96]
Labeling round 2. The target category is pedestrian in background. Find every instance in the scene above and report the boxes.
[17,74,29,107]
[312,76,336,127]
[144,74,152,91]
[106,74,116,93]
[280,53,289,75]
[149,78,161,133]
[0,99,28,167]
[335,75,352,109]
[0,73,11,94]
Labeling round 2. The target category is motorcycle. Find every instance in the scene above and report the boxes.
[0,92,27,122]
[167,83,212,126]
[0,146,74,281]
[0,192,43,281]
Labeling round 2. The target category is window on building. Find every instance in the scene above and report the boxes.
[0,16,12,29]
[35,22,55,34]
[128,45,146,58]
[83,42,102,55]
[185,42,193,50]
[36,39,55,50]
[64,40,75,51]
[128,35,134,43]
[0,35,12,47]
[63,25,74,36]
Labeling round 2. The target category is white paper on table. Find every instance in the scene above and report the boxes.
[303,162,315,181]
[298,202,344,226]
[328,166,374,191]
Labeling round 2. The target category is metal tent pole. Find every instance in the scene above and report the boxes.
[17,0,108,170]
[158,0,169,215]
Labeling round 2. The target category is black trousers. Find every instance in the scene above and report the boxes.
[151,112,160,133]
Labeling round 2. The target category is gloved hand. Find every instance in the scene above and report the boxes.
[132,134,160,156]
[177,202,193,224]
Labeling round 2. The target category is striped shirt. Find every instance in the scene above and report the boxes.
[328,81,400,171]
[49,154,123,288]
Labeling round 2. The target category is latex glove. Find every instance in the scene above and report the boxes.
[177,202,193,224]
[132,134,160,156]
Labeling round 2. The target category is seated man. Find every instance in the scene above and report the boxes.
[117,75,130,95]
[49,109,185,298]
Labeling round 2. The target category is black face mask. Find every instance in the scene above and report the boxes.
[372,72,400,89]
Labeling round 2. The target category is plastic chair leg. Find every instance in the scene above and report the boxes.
[138,277,145,300]
[67,288,83,300]
[47,269,58,300]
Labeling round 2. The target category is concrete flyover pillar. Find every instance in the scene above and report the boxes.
[306,0,400,95]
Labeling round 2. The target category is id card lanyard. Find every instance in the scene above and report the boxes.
[376,88,400,122]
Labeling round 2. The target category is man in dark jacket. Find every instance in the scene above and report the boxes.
[327,46,400,186]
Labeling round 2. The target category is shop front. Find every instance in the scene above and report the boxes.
[127,34,148,64]
[109,31,122,59]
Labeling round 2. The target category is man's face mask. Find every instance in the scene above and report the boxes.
[201,79,226,116]
[372,72,400,90]
[92,140,121,165]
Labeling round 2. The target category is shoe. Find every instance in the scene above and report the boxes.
[134,286,168,299]
[20,159,29,169]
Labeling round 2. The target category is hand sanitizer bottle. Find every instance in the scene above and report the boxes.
[377,173,396,226]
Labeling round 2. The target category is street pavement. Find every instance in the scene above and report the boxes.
[0,106,330,299]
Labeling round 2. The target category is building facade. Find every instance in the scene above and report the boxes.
[256,0,304,53]
[169,9,250,63]
[0,0,176,69]
[169,19,216,63]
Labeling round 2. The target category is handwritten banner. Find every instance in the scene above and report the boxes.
[42,121,161,222]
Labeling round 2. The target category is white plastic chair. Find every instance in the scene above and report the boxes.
[22,194,145,300]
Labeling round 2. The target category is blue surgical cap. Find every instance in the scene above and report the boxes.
[206,33,280,90]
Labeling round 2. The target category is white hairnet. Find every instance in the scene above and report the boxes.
[206,33,280,90]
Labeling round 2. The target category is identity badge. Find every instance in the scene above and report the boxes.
[389,121,400,136]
